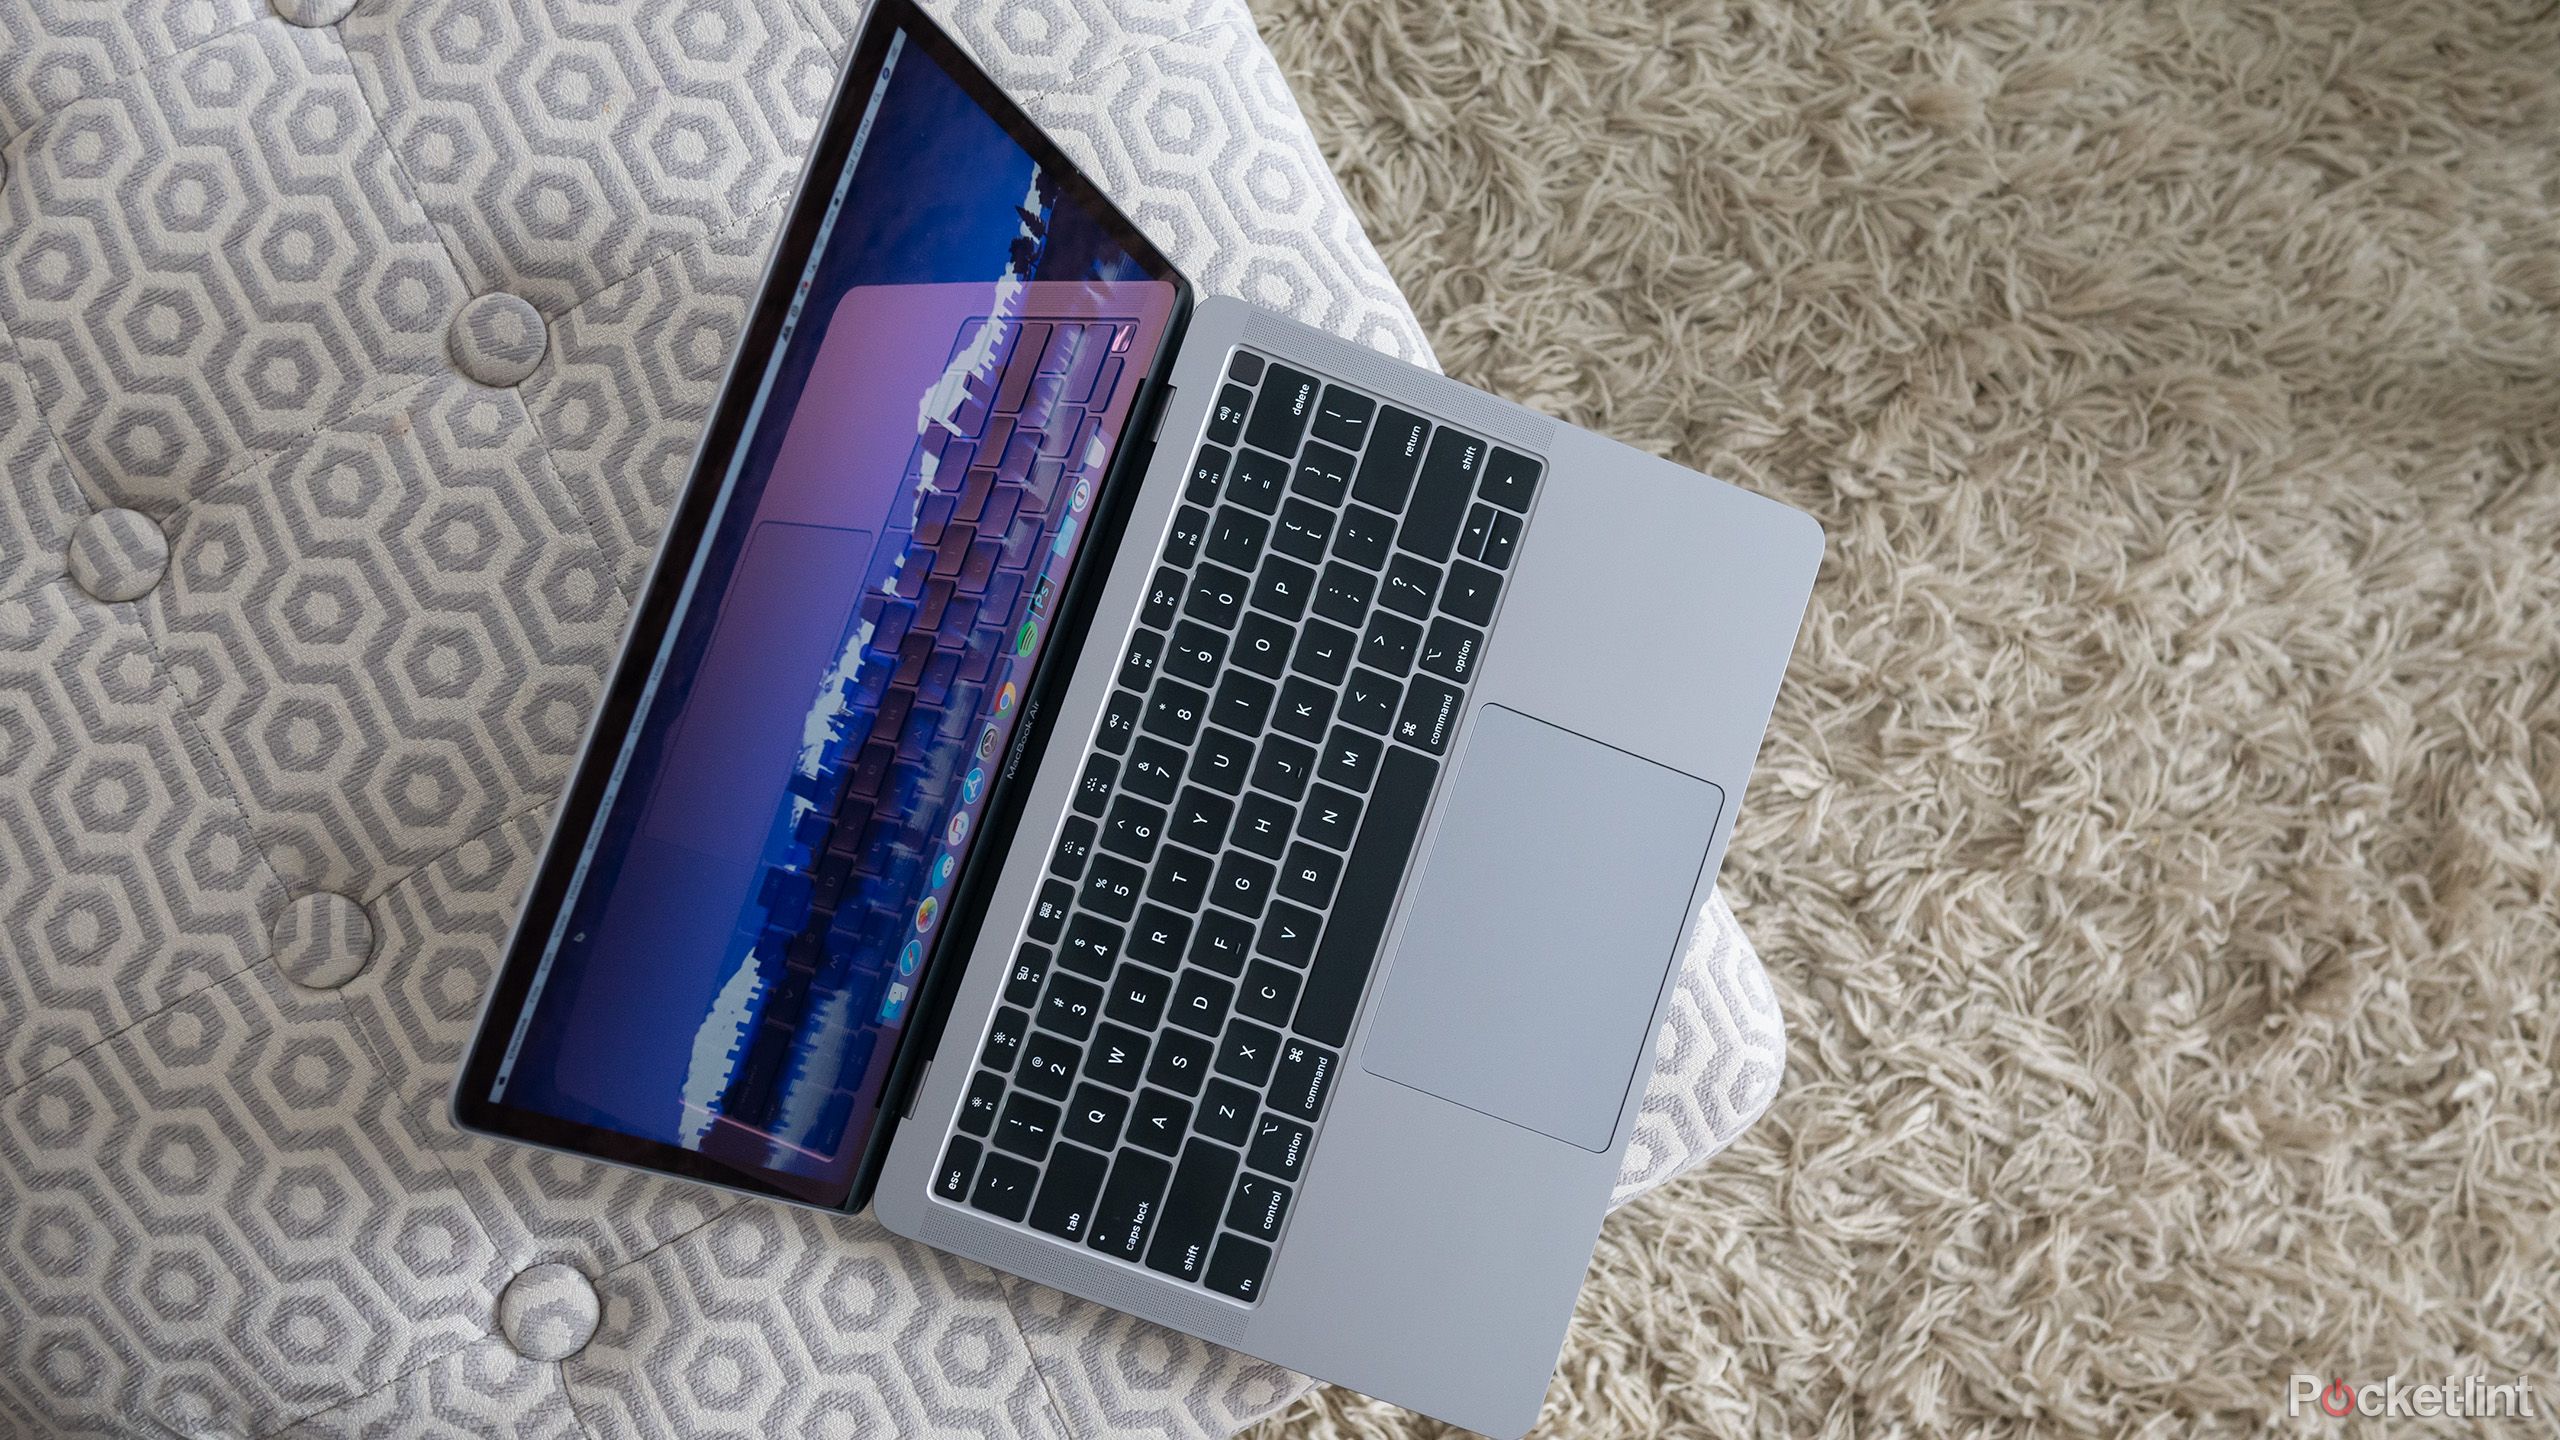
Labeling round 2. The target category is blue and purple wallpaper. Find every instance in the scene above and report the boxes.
[488,28,1177,1200]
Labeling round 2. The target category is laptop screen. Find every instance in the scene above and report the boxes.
[475,12,1180,1205]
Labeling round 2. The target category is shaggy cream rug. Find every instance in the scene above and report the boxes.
[1242,0,2560,1434]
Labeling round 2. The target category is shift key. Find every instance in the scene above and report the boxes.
[1396,427,1485,561]
[1143,1139,1241,1282]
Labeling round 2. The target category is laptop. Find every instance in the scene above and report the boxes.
[452,2,1820,1432]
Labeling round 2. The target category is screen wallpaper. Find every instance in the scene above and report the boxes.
[487,25,1178,1201]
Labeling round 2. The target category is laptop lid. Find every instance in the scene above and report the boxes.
[453,0,1190,1211]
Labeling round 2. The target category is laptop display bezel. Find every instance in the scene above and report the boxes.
[449,0,1195,1211]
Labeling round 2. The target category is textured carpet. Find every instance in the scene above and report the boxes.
[1240,0,2560,1434]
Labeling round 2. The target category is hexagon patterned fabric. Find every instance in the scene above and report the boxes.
[0,2,1787,1434]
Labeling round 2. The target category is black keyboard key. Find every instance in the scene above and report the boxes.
[1102,959,1172,1031]
[1036,967,1106,1038]
[1230,791,1295,860]
[1399,427,1485,561]
[1102,795,1165,862]
[1379,553,1439,620]
[1118,627,1164,691]
[1311,384,1375,450]
[1204,385,1251,447]
[1227,448,1290,514]
[1316,725,1384,792]
[1273,676,1334,742]
[1267,1038,1338,1123]
[1482,508,1524,568]
[1204,507,1267,570]
[1439,559,1501,626]
[1088,1149,1173,1259]
[1196,1078,1259,1146]
[1029,1142,1110,1242]
[1017,1028,1080,1098]
[1003,945,1050,1008]
[1289,617,1356,685]
[1191,911,1254,976]
[936,1135,982,1200]
[1170,970,1236,1036]
[959,1071,1005,1135]
[1479,446,1541,511]
[1360,611,1422,673]
[1211,670,1276,735]
[1182,565,1248,630]
[1186,444,1231,506]
[1144,567,1186,632]
[1080,855,1145,920]
[1149,1028,1215,1095]
[1227,350,1264,385]
[1237,959,1302,1025]
[1029,879,1075,941]
[1164,620,1225,687]
[1072,755,1116,817]
[1050,820,1097,879]
[1061,917,1123,979]
[1457,501,1498,562]
[1210,850,1276,918]
[1190,727,1256,795]
[1164,504,1210,567]
[1206,1234,1272,1303]
[1145,843,1213,912]
[1128,905,1190,970]
[1145,1139,1241,1282]
[1312,563,1373,628]
[1245,363,1319,455]
[1123,737,1184,802]
[1338,668,1400,734]
[1233,611,1293,679]
[1417,615,1482,684]
[970,1151,1039,1220]
[1296,785,1362,851]
[1086,1018,1153,1087]
[1251,736,1316,801]
[1064,1083,1129,1150]
[1334,504,1396,569]
[1256,903,1320,968]
[1227,1172,1291,1240]
[1144,677,1208,745]
[1168,788,1235,853]
[1249,554,1316,623]
[1277,842,1342,909]
[1352,406,1430,511]
[1129,1086,1192,1152]
[1247,1114,1311,1180]
[1293,440,1355,506]
[1296,745,1437,1045]
[993,1092,1061,1159]
[1214,1017,1282,1085]
[981,1006,1033,1069]
[1393,674,1463,756]
[1098,687,1142,753]
[1272,498,1333,563]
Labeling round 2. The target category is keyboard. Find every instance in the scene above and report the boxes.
[933,347,1543,1304]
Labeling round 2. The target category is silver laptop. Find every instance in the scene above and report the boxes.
[452,3,1819,1432]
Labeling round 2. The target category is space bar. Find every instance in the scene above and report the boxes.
[1292,745,1439,1047]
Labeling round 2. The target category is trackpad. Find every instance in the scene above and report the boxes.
[1360,706,1723,1152]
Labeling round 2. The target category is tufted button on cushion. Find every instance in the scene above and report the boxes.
[269,891,375,991]
[447,293,550,388]
[63,508,168,603]
[271,0,357,27]
[495,1262,599,1362]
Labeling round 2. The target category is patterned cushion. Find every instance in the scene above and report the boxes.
[0,2,1786,1435]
